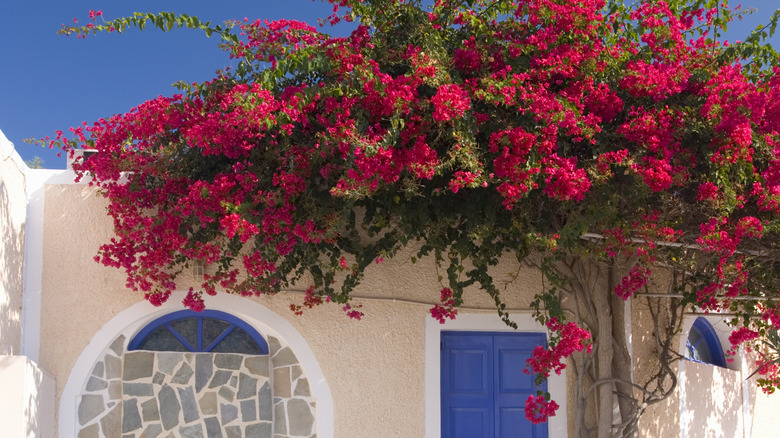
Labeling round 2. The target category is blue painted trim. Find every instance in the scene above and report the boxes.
[128,309,268,354]
[688,317,727,368]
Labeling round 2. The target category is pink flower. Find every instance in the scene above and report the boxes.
[431,84,470,122]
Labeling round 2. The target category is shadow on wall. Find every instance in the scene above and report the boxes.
[682,361,742,438]
[0,176,25,355]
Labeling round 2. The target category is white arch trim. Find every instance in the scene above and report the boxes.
[424,312,567,437]
[59,290,334,438]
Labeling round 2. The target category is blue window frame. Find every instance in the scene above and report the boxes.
[685,317,726,368]
[128,310,268,354]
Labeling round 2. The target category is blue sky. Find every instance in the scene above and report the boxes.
[1,0,778,168]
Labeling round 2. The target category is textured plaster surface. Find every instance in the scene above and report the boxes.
[0,131,26,354]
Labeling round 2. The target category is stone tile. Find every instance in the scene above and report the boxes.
[245,356,269,376]
[204,416,223,438]
[246,423,272,438]
[290,366,302,382]
[139,423,163,438]
[78,423,99,438]
[273,367,291,398]
[218,386,235,402]
[195,354,213,393]
[237,373,258,399]
[153,371,166,385]
[241,399,257,422]
[293,378,310,397]
[141,398,160,422]
[287,399,314,436]
[272,347,299,367]
[224,425,241,438]
[258,382,272,421]
[158,384,181,431]
[268,337,281,356]
[157,353,184,375]
[105,354,122,380]
[214,353,243,370]
[220,403,238,424]
[124,352,155,381]
[199,391,218,415]
[184,353,194,364]
[101,403,122,438]
[179,424,204,438]
[172,362,194,385]
[124,383,154,397]
[86,376,108,392]
[209,370,232,388]
[229,376,237,388]
[92,361,105,378]
[110,335,126,355]
[78,394,105,426]
[273,401,287,435]
[122,434,135,438]
[178,386,200,423]
[109,380,122,400]
[122,398,143,433]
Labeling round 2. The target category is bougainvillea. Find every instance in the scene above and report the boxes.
[52,0,780,432]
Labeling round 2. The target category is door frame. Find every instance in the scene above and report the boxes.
[425,312,567,437]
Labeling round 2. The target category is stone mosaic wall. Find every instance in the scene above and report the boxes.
[77,332,317,438]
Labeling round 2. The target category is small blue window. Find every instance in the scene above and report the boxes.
[685,317,726,368]
[128,310,268,354]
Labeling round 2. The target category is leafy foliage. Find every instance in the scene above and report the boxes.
[53,0,780,426]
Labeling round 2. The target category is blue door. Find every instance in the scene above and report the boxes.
[441,331,548,438]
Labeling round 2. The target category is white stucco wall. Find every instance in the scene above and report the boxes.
[0,130,27,354]
[0,355,55,437]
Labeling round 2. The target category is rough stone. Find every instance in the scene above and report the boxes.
[91,361,105,378]
[224,426,241,438]
[124,382,154,397]
[153,371,166,385]
[245,356,269,376]
[141,398,160,422]
[247,422,272,438]
[86,376,108,392]
[158,384,181,431]
[178,386,200,423]
[218,386,235,402]
[124,352,155,381]
[101,403,122,438]
[140,423,163,438]
[179,424,204,438]
[105,354,122,380]
[220,403,238,424]
[241,399,257,422]
[78,394,105,426]
[287,399,314,436]
[109,380,122,400]
[290,365,302,382]
[237,373,258,399]
[157,353,183,375]
[294,378,311,397]
[214,353,243,370]
[273,402,287,435]
[272,347,299,367]
[204,417,223,438]
[122,398,143,433]
[273,367,291,398]
[78,423,99,438]
[199,391,218,415]
[110,335,126,355]
[195,354,213,393]
[258,382,272,421]
[268,337,281,356]
[209,370,232,388]
[172,362,194,385]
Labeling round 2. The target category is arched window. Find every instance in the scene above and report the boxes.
[685,317,726,367]
[128,309,268,354]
